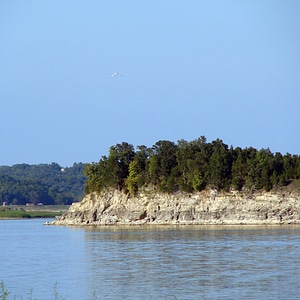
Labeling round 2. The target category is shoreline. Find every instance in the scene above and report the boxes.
[0,205,68,219]
[48,189,300,226]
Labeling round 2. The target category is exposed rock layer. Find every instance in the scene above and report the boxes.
[48,188,300,226]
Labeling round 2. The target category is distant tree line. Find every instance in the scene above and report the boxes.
[84,137,300,195]
[0,163,86,205]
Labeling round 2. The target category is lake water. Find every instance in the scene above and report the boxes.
[0,219,300,300]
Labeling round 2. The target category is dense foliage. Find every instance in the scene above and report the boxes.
[0,163,86,205]
[84,137,300,195]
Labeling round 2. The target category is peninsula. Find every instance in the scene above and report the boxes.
[48,137,300,226]
[48,187,300,226]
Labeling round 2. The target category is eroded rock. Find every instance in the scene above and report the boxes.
[47,189,300,226]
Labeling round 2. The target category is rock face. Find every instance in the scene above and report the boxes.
[48,188,300,226]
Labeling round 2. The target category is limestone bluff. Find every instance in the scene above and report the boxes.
[47,188,300,226]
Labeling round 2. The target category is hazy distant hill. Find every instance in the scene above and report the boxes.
[0,163,86,205]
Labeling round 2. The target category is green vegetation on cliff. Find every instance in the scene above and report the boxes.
[84,137,300,195]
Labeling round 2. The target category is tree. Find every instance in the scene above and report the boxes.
[245,147,260,191]
[149,155,160,185]
[82,137,300,196]
[256,148,274,191]
[208,139,231,190]
[125,145,152,195]
[107,142,135,190]
[283,153,295,180]
[126,160,140,195]
[0,163,85,205]
[270,152,285,187]
[231,147,247,190]
[176,139,195,191]
[150,140,178,191]
[84,158,109,193]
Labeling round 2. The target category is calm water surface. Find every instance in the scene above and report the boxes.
[0,219,300,299]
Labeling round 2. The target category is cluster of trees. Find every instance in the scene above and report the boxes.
[0,163,86,205]
[84,137,300,195]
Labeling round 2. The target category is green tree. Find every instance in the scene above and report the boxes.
[208,139,231,190]
[256,148,274,191]
[176,136,208,192]
[125,145,152,194]
[126,160,140,195]
[244,147,260,191]
[150,140,178,191]
[149,155,160,185]
[107,142,135,190]
[82,137,300,196]
[270,152,285,187]
[231,147,247,190]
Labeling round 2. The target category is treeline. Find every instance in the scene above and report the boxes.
[0,163,86,205]
[84,137,300,195]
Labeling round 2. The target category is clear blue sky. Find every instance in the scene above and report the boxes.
[1,1,299,166]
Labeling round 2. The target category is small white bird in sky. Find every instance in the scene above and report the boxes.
[110,72,123,78]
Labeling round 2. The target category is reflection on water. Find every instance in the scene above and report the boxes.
[1,221,300,300]
[83,225,300,299]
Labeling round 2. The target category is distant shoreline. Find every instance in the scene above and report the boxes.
[0,205,69,219]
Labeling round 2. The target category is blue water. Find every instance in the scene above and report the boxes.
[0,219,300,299]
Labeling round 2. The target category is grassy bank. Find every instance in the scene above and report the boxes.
[0,206,66,219]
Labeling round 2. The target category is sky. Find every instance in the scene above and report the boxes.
[0,1,299,167]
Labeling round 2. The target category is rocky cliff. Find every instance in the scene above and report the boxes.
[47,188,300,225]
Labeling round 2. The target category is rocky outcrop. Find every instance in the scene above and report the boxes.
[46,188,300,226]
